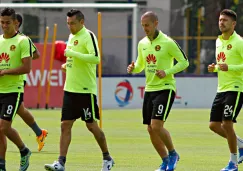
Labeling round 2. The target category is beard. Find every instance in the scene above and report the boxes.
[219,26,231,33]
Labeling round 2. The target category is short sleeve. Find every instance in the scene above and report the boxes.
[20,37,32,59]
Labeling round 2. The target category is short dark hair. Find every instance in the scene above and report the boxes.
[0,7,16,20]
[16,13,23,28]
[67,9,84,21]
[142,11,158,22]
[220,9,237,21]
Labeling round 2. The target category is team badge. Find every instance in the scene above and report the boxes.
[227,44,232,50]
[10,45,16,51]
[155,45,161,51]
[74,40,78,46]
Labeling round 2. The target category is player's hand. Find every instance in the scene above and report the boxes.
[0,70,6,76]
[156,70,166,78]
[208,63,215,72]
[61,63,66,73]
[219,63,228,71]
[127,61,135,73]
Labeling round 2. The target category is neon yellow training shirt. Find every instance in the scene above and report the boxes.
[132,31,189,92]
[64,26,100,95]
[0,33,32,93]
[214,31,243,92]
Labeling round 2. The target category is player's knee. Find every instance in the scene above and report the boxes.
[61,121,72,134]
[221,121,233,132]
[0,124,10,135]
[150,124,161,133]
[209,122,219,132]
[147,125,153,134]
[86,123,97,133]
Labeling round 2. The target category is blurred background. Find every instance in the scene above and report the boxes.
[1,0,242,108]
[2,0,243,76]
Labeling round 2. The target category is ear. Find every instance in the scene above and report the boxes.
[233,21,237,27]
[154,20,158,28]
[80,19,84,25]
[13,19,18,25]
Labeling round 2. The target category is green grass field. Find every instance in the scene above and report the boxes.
[5,109,243,171]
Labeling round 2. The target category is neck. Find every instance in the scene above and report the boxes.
[222,30,234,40]
[148,29,159,41]
[4,30,17,39]
[77,25,84,34]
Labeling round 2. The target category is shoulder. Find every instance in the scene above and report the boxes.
[234,34,243,43]
[86,30,98,44]
[16,34,30,42]
[164,34,176,44]
[138,37,149,47]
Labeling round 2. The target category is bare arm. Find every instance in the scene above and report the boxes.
[32,49,40,60]
[1,57,32,75]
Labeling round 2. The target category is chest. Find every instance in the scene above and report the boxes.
[216,41,241,63]
[0,39,21,63]
[141,41,171,64]
[67,36,87,54]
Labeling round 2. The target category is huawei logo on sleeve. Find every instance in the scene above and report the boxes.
[0,53,10,63]
[217,52,226,62]
[146,54,157,64]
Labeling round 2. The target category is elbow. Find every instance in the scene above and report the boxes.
[25,65,32,74]
[95,57,100,64]
[25,68,31,74]
[185,61,189,68]
[32,52,40,60]
[182,61,189,70]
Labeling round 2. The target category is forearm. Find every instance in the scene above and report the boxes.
[228,64,243,72]
[164,60,189,75]
[66,50,100,64]
[3,66,31,75]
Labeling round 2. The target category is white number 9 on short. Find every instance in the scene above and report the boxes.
[158,104,164,114]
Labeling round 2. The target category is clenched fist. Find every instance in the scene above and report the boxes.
[208,63,215,72]
[127,61,135,73]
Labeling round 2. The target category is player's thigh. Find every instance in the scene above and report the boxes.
[210,93,225,122]
[61,91,83,121]
[0,93,23,122]
[151,90,175,122]
[79,93,99,123]
[142,92,154,125]
[223,91,243,122]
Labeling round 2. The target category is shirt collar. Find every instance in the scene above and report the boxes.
[218,31,236,41]
[74,25,86,35]
[147,30,163,41]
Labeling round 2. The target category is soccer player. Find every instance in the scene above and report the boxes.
[0,8,32,171]
[44,9,114,171]
[208,9,243,171]
[127,11,189,171]
[15,13,48,152]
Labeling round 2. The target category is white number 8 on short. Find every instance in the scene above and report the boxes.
[6,105,13,115]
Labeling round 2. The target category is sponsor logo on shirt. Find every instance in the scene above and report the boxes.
[0,53,10,63]
[146,54,157,64]
[74,40,78,46]
[155,45,161,51]
[227,44,232,50]
[10,45,16,51]
[217,52,226,63]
